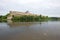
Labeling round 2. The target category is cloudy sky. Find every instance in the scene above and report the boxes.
[0,0,60,17]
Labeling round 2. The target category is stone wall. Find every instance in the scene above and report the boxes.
[7,11,38,20]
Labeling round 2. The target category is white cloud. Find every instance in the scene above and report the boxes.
[0,0,60,17]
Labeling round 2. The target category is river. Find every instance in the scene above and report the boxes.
[0,21,60,40]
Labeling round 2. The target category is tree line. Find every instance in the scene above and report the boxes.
[12,15,48,22]
[0,15,7,22]
[1,13,60,22]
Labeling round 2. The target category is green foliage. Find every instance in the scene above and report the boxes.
[34,16,39,21]
[5,13,10,16]
[0,15,7,22]
[12,15,49,22]
[2,16,7,19]
[19,15,34,22]
[12,15,34,22]
[49,17,60,21]
[0,14,49,22]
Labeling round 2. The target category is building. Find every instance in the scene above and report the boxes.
[7,11,38,20]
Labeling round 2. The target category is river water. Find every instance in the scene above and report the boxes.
[0,21,60,40]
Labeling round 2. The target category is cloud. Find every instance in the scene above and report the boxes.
[0,0,60,17]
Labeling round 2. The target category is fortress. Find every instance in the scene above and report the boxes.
[7,11,38,20]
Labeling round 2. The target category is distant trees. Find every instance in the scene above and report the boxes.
[12,15,34,22]
[49,17,60,21]
[1,12,60,22]
[0,16,2,21]
[12,15,49,22]
[0,15,7,22]
[0,13,49,22]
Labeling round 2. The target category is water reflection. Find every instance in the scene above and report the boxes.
[0,21,60,40]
